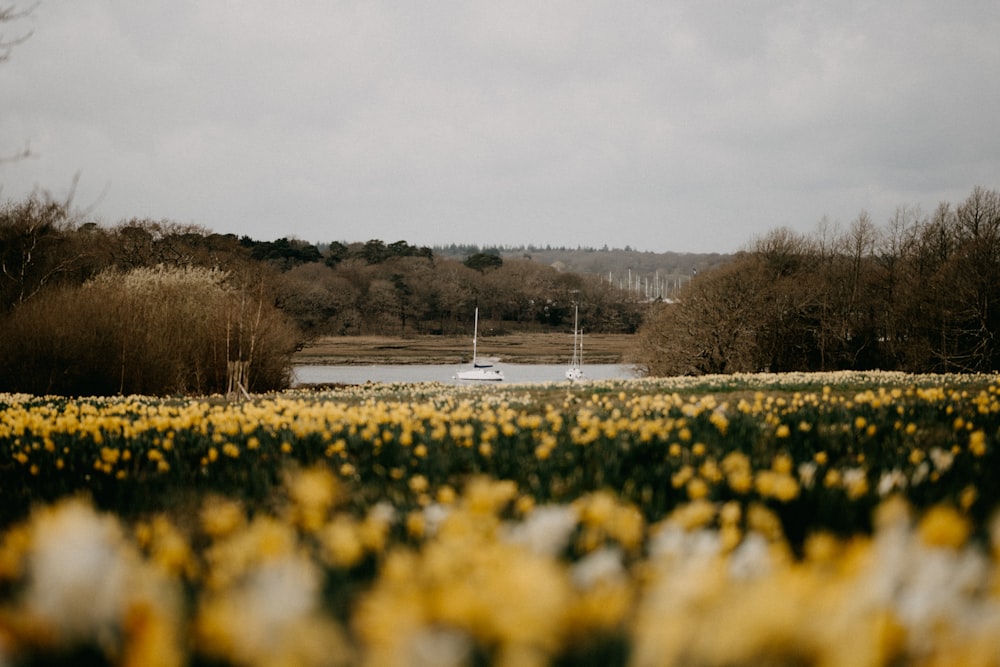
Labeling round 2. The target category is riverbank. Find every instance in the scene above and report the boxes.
[293,333,636,365]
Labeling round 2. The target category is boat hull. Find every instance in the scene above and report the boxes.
[455,368,504,381]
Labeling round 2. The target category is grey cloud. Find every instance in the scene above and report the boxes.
[1,1,998,252]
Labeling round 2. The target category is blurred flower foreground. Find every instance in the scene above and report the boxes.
[3,371,1000,666]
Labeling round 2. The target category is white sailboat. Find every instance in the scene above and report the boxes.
[566,304,584,381]
[454,307,504,381]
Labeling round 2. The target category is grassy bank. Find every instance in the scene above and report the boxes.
[293,332,637,365]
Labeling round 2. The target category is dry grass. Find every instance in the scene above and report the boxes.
[294,332,636,365]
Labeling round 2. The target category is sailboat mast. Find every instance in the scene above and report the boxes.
[472,307,479,365]
[572,305,580,366]
[565,303,584,381]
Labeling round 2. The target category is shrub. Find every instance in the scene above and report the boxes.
[0,265,300,395]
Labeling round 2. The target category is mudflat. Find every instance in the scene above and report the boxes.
[294,333,637,365]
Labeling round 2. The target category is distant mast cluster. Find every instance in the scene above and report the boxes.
[607,270,690,302]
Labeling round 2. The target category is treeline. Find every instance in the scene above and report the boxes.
[433,244,732,287]
[0,198,300,395]
[0,194,644,394]
[268,242,645,337]
[635,185,1000,376]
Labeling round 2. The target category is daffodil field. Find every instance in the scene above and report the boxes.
[3,371,1000,666]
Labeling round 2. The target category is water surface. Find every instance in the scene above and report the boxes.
[292,363,638,386]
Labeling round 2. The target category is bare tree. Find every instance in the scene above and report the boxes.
[0,195,101,311]
[0,3,33,61]
[1,3,35,163]
[427,258,477,334]
[273,263,352,335]
[829,211,881,368]
[872,205,923,367]
[634,186,1000,377]
[635,257,771,375]
[947,187,1000,370]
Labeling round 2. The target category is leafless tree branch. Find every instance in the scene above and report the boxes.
[0,2,36,62]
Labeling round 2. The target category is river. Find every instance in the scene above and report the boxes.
[292,363,640,386]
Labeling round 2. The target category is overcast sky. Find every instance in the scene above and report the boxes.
[2,2,999,253]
